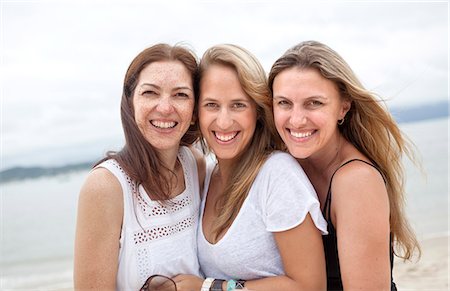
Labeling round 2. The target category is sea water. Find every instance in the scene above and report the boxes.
[0,116,448,290]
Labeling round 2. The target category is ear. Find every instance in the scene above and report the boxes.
[190,115,197,125]
[339,98,351,119]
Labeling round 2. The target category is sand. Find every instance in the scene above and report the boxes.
[393,235,449,291]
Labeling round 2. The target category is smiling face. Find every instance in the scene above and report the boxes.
[199,64,257,162]
[272,67,350,160]
[133,60,194,154]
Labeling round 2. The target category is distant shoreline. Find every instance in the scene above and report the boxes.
[0,161,95,184]
[2,108,448,184]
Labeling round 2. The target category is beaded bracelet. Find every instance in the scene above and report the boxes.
[226,279,246,290]
[226,279,236,291]
[201,278,214,291]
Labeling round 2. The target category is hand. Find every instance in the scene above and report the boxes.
[171,274,203,291]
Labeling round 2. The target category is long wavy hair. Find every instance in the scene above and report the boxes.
[199,44,278,241]
[268,40,420,260]
[97,43,199,201]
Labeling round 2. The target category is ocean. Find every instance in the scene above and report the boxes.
[1,116,448,290]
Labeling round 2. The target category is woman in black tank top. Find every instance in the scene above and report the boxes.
[322,159,397,290]
[269,41,420,290]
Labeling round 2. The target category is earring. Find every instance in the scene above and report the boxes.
[338,118,345,125]
[190,120,195,125]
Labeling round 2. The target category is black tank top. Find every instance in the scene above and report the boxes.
[322,159,397,290]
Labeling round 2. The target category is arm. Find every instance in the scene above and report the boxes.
[332,162,391,290]
[73,168,123,290]
[243,214,326,291]
[173,216,326,291]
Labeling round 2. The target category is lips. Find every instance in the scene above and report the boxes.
[150,120,177,129]
[213,131,239,142]
[288,129,315,139]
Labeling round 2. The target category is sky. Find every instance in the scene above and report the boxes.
[1,0,448,169]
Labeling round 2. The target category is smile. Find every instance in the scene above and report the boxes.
[214,131,239,142]
[151,120,177,129]
[289,129,314,138]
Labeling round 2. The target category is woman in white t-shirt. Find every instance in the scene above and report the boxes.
[172,44,327,291]
[73,44,205,290]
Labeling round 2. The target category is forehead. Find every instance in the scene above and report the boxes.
[201,64,238,83]
[138,60,192,86]
[273,67,339,97]
[200,64,245,95]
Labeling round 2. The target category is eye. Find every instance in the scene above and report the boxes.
[204,102,219,109]
[275,99,292,108]
[307,100,323,107]
[175,92,190,98]
[142,90,158,96]
[231,102,247,109]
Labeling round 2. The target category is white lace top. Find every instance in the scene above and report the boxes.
[96,146,202,290]
[198,151,327,280]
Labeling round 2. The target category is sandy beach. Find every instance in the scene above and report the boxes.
[394,235,449,291]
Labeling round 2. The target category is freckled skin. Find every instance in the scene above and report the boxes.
[133,61,195,157]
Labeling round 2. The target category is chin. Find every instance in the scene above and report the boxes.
[286,148,310,160]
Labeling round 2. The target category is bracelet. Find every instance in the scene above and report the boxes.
[211,279,225,291]
[226,279,236,291]
[201,278,214,291]
[235,279,246,289]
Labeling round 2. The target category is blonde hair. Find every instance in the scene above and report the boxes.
[268,40,420,260]
[199,44,278,241]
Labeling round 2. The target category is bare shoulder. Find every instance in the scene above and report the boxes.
[78,167,123,215]
[332,160,385,193]
[331,160,389,219]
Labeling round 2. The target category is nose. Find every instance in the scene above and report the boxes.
[216,108,233,129]
[290,106,307,128]
[156,96,174,114]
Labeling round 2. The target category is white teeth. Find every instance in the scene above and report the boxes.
[215,132,238,142]
[151,120,176,129]
[290,130,313,138]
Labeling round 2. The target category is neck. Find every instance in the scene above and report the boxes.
[215,158,236,186]
[157,147,180,173]
[300,133,345,180]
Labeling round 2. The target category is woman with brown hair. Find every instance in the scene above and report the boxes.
[269,40,420,290]
[74,43,205,290]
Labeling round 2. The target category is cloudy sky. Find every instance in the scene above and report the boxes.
[1,0,448,169]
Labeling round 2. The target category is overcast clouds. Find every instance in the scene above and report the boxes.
[1,0,448,168]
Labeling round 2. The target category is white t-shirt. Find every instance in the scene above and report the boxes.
[96,146,202,290]
[198,151,327,280]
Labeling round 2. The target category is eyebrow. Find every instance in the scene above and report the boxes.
[273,95,327,100]
[139,83,193,92]
[201,96,252,102]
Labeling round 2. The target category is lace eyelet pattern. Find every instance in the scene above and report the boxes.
[133,215,195,244]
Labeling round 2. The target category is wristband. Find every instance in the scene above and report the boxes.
[226,279,236,291]
[201,278,214,291]
[211,279,225,291]
[235,279,246,289]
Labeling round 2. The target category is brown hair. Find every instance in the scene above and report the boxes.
[268,40,420,260]
[199,44,278,241]
[99,43,199,201]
